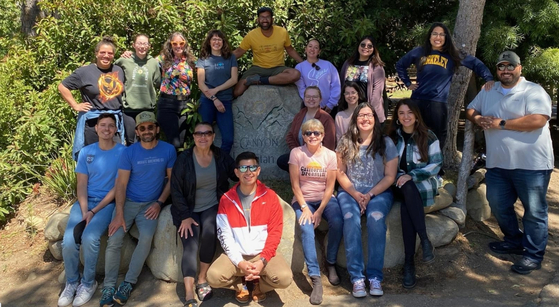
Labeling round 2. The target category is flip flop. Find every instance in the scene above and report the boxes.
[196,282,213,301]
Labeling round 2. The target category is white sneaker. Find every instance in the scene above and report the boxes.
[352,279,367,298]
[72,281,98,306]
[369,277,383,296]
[58,282,79,306]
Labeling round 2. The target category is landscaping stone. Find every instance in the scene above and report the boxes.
[439,205,466,226]
[425,214,459,246]
[48,240,63,260]
[44,212,68,241]
[467,183,491,222]
[424,188,453,214]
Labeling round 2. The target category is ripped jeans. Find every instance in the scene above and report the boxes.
[337,189,393,283]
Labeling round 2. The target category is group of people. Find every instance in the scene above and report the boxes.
[56,4,554,307]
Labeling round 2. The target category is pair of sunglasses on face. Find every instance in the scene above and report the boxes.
[137,124,155,132]
[237,165,259,173]
[303,131,322,137]
[171,41,185,47]
[497,63,517,71]
[193,131,214,137]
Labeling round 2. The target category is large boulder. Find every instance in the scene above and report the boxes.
[425,214,459,246]
[45,212,69,241]
[467,183,491,221]
[144,206,183,282]
[218,85,302,180]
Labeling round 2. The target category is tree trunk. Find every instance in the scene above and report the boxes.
[445,0,487,220]
[444,0,487,170]
[20,0,40,37]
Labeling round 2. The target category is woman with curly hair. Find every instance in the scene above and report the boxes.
[387,99,441,289]
[196,30,238,155]
[336,103,397,298]
[157,32,196,151]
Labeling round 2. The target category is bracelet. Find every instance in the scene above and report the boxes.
[88,210,96,215]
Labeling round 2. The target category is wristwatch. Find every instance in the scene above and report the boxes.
[300,203,308,210]
[260,257,268,267]
[210,95,217,101]
[499,120,506,130]
[156,200,164,206]
[368,192,376,199]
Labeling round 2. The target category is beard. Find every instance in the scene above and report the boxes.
[140,133,156,143]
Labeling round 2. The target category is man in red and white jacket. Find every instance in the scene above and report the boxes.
[207,151,292,304]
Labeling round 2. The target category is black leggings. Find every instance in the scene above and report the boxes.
[395,181,428,259]
[178,205,218,278]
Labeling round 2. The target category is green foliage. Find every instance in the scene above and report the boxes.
[33,138,77,201]
[523,48,559,86]
[0,0,19,57]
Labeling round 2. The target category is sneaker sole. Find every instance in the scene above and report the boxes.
[113,298,127,306]
[352,291,367,298]
[370,290,384,296]
[402,281,416,289]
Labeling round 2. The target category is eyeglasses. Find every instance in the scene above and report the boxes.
[360,43,374,49]
[135,42,150,47]
[193,131,214,137]
[357,113,374,119]
[237,165,259,173]
[210,38,223,42]
[171,41,186,47]
[312,63,321,71]
[431,32,446,37]
[137,124,155,132]
[303,131,322,137]
[304,95,320,100]
[497,63,517,71]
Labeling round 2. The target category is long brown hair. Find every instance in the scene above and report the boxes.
[338,103,386,164]
[387,99,430,162]
[199,29,232,59]
[420,22,462,73]
[160,32,196,70]
[347,35,385,67]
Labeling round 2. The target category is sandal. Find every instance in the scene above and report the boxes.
[184,299,198,307]
[196,282,213,301]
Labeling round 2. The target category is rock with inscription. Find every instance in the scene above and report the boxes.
[221,85,302,180]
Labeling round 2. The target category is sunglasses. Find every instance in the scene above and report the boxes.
[312,63,321,71]
[193,131,214,137]
[497,63,517,71]
[171,41,186,47]
[237,165,259,173]
[137,124,155,132]
[360,43,374,49]
[303,131,322,137]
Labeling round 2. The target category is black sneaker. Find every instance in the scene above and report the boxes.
[511,257,541,274]
[489,241,524,255]
[402,261,416,289]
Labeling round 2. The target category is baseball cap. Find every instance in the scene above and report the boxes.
[497,51,521,66]
[135,111,157,127]
[257,6,273,17]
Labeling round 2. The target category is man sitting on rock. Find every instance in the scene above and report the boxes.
[100,111,176,306]
[232,6,303,97]
[207,151,292,303]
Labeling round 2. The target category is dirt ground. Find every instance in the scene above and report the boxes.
[1,169,558,307]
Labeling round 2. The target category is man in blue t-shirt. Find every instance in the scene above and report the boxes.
[100,111,176,306]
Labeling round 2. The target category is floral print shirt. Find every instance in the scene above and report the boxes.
[157,55,194,96]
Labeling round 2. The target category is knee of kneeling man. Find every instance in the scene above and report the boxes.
[206,267,222,287]
[270,270,293,289]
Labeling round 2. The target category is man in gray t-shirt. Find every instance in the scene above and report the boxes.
[466,51,554,275]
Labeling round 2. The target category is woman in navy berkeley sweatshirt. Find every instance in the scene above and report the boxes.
[396,22,494,149]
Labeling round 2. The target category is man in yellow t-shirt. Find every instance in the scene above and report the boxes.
[233,7,303,97]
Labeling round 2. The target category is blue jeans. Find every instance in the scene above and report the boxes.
[104,200,159,287]
[198,96,234,155]
[485,168,551,262]
[157,97,187,150]
[62,199,114,287]
[293,196,343,277]
[337,189,393,282]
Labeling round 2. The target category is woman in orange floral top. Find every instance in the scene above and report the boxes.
[157,32,196,151]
